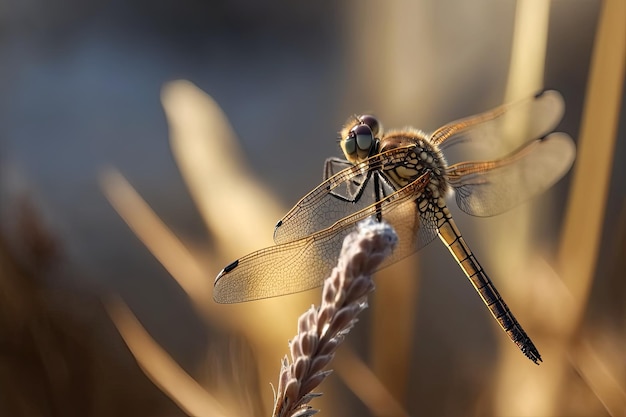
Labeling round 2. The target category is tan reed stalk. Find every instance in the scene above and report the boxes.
[271,219,398,417]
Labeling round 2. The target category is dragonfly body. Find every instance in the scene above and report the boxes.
[335,119,539,362]
[214,91,576,364]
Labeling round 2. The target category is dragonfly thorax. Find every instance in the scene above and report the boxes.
[341,115,449,199]
[379,128,450,199]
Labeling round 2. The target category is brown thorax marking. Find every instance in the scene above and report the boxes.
[379,129,450,200]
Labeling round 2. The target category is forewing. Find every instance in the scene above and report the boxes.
[274,146,412,245]
[382,194,439,266]
[324,157,354,180]
[432,90,565,158]
[448,132,575,217]
[214,171,432,303]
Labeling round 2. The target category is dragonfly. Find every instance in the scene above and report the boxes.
[214,90,576,364]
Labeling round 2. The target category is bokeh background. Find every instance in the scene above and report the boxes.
[1,0,624,416]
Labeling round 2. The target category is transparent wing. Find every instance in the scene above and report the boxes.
[323,156,375,201]
[214,171,434,303]
[448,132,575,217]
[431,90,565,157]
[274,146,413,245]
[324,157,353,180]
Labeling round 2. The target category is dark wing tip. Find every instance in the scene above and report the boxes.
[273,219,283,241]
[213,259,240,303]
[215,259,239,284]
[222,259,239,274]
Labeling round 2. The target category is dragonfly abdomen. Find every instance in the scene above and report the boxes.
[436,210,542,364]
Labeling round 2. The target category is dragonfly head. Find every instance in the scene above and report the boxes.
[340,114,382,164]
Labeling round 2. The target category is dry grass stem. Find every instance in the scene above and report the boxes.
[0,201,170,417]
[493,3,553,414]
[271,219,398,417]
[333,347,411,417]
[100,168,212,305]
[105,296,231,417]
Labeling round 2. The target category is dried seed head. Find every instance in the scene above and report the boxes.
[272,220,397,417]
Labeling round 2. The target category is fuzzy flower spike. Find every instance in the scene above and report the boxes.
[272,219,398,417]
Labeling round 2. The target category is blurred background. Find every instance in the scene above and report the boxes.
[1,0,624,416]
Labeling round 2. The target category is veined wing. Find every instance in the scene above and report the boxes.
[431,90,565,157]
[321,156,383,202]
[324,157,353,180]
[214,171,431,303]
[274,145,415,245]
[448,132,575,217]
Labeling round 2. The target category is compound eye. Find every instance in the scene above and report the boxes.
[351,124,374,152]
[358,115,380,138]
[343,134,356,156]
[342,124,373,162]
